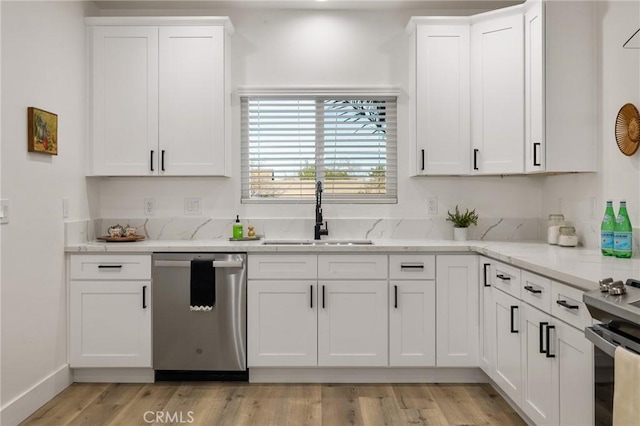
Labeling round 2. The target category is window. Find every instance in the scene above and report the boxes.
[241,94,397,203]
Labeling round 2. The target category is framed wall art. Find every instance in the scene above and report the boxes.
[28,107,58,155]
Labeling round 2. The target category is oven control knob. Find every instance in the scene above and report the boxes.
[600,277,614,292]
[608,280,626,295]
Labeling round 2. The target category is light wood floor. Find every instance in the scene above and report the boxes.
[21,382,525,426]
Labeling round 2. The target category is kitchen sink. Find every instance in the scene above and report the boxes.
[262,240,374,246]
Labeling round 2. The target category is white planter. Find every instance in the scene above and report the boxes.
[453,227,468,241]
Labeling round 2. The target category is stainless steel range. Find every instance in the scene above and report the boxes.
[583,279,640,426]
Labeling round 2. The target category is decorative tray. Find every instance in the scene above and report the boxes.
[96,235,146,243]
[229,236,262,241]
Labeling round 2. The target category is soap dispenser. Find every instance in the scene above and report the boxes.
[233,215,244,239]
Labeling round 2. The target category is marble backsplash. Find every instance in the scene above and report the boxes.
[79,217,547,243]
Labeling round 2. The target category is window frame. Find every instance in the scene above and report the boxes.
[239,87,399,204]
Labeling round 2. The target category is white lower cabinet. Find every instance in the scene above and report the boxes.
[318,280,388,366]
[479,258,495,377]
[436,255,479,366]
[492,287,523,406]
[247,280,317,367]
[521,303,556,425]
[389,280,436,366]
[70,281,151,368]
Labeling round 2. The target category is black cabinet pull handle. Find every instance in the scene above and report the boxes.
[546,325,556,358]
[524,285,542,294]
[539,322,548,354]
[400,263,424,270]
[556,300,579,310]
[421,149,425,171]
[496,274,511,281]
[142,285,147,309]
[394,285,398,309]
[150,150,154,172]
[310,285,313,308]
[473,149,479,170]
[483,263,491,287]
[510,305,518,333]
[98,265,122,269]
[322,285,325,309]
[533,142,541,166]
[161,150,166,171]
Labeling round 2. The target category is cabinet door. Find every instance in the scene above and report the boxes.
[159,26,227,176]
[70,281,151,367]
[553,320,594,426]
[436,255,479,367]
[524,0,544,172]
[492,288,522,405]
[318,280,388,366]
[479,259,494,376]
[415,24,470,175]
[90,26,159,176]
[247,280,317,367]
[389,280,436,367]
[521,304,557,426]
[471,12,524,174]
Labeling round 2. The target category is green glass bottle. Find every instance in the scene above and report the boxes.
[601,200,615,256]
[614,200,633,258]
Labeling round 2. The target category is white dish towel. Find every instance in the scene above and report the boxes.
[613,345,640,426]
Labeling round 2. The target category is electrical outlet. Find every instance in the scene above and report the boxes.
[144,198,156,216]
[0,199,8,224]
[62,198,69,219]
[557,198,563,214]
[427,197,438,215]
[590,197,598,219]
[184,197,202,216]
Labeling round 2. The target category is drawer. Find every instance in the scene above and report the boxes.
[248,255,317,280]
[70,254,151,280]
[551,281,592,330]
[492,261,521,299]
[521,271,552,314]
[389,255,435,280]
[318,255,388,280]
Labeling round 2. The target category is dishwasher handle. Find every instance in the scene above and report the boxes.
[154,259,244,268]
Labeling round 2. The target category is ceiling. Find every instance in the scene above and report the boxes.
[93,0,524,11]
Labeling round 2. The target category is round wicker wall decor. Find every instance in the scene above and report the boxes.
[615,103,640,156]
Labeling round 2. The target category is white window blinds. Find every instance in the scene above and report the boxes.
[241,95,397,203]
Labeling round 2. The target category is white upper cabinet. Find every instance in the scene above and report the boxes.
[408,19,471,175]
[524,0,596,173]
[471,9,524,174]
[87,17,233,176]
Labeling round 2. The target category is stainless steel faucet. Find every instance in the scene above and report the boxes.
[314,181,329,240]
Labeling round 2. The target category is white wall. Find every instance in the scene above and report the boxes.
[1,1,90,423]
[541,0,640,249]
[95,7,544,227]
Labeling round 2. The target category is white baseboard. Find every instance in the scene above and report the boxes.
[73,368,154,383]
[0,364,72,426]
[250,367,489,383]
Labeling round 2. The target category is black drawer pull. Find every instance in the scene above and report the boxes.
[539,322,548,354]
[546,325,556,358]
[510,305,518,333]
[483,263,491,287]
[400,264,424,270]
[524,285,542,294]
[310,285,313,308]
[150,150,154,172]
[98,265,123,269]
[556,300,579,310]
[421,149,425,171]
[322,285,325,309]
[161,150,166,171]
[533,142,541,166]
[496,274,511,281]
[473,149,479,170]
[142,285,147,309]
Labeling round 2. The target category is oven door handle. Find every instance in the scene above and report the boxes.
[585,326,617,357]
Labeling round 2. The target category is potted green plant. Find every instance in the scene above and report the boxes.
[446,205,479,241]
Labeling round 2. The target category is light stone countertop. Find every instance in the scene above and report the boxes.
[65,239,640,292]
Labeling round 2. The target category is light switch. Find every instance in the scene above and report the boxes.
[62,198,69,218]
[185,197,202,215]
[0,199,9,224]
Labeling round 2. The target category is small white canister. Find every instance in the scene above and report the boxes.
[547,214,565,245]
[558,226,578,247]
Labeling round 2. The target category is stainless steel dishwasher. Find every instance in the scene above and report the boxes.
[152,253,247,380]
